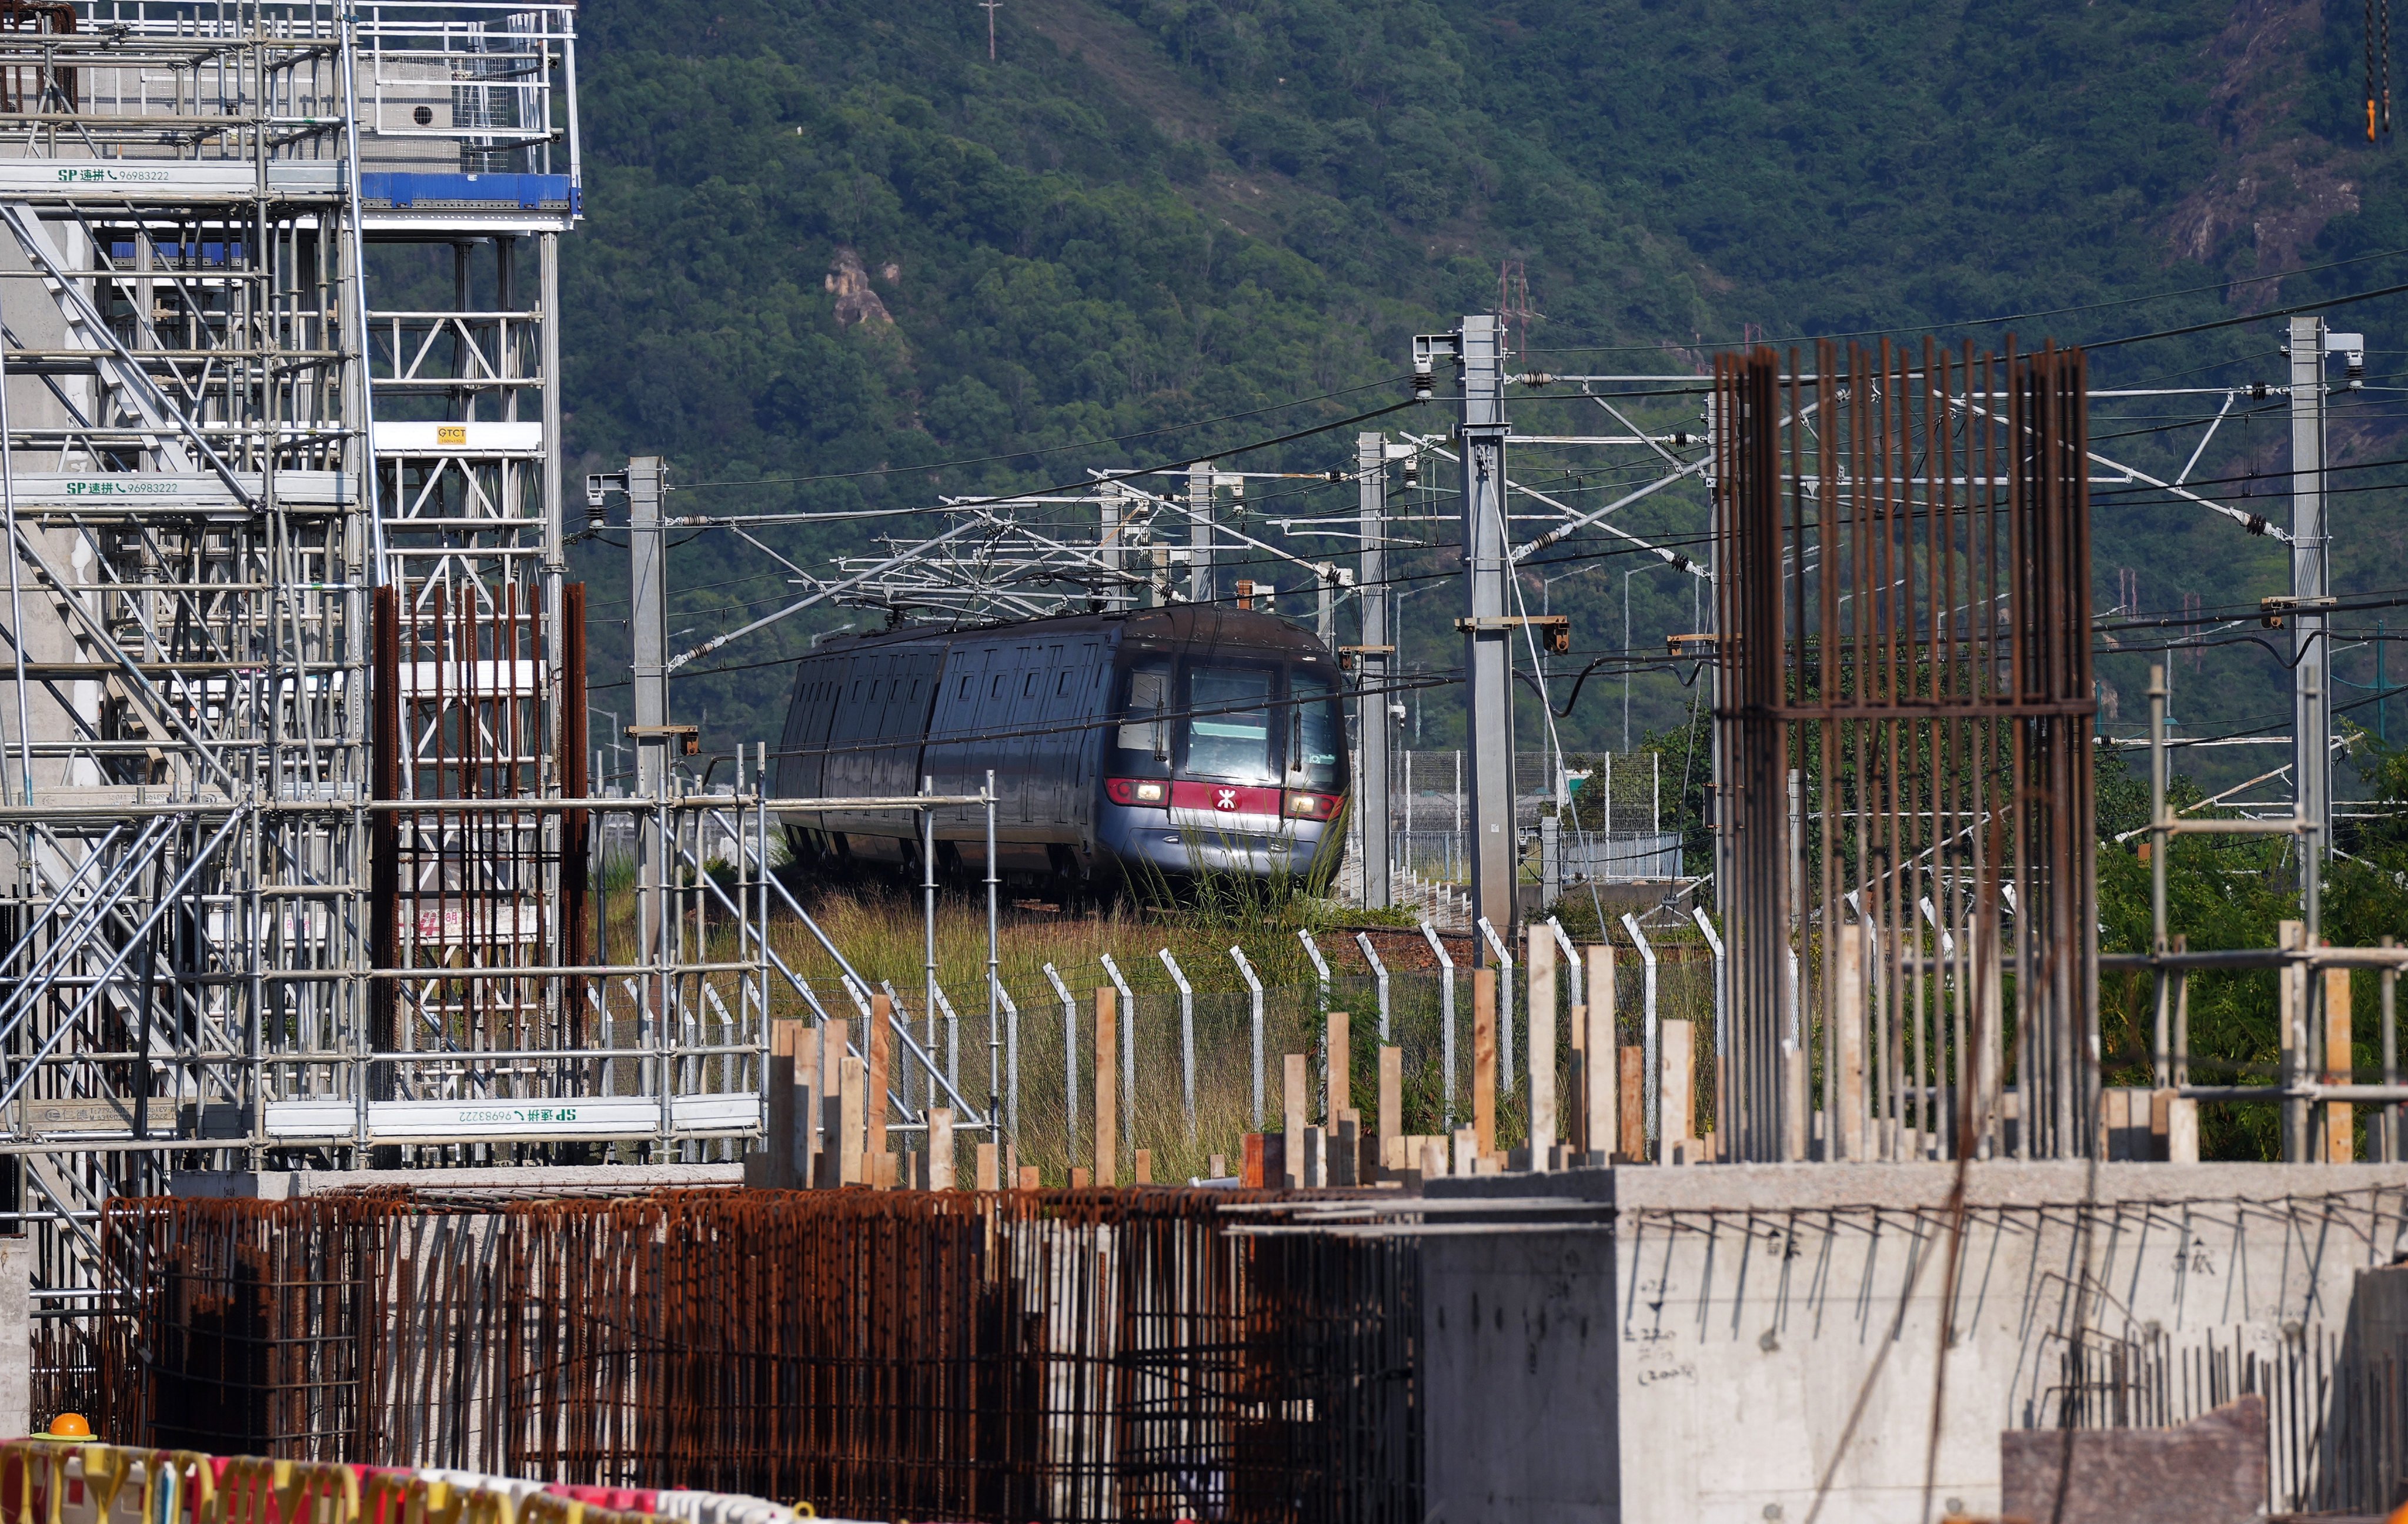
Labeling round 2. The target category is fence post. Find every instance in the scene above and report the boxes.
[1044,962,1077,1167]
[933,984,961,1098]
[1356,931,1391,1040]
[1101,952,1136,1163]
[1159,948,1197,1142]
[1692,907,1725,1159]
[1549,916,1582,1011]
[998,981,1021,1144]
[1621,913,1659,1149]
[1299,930,1335,1114]
[1298,927,1332,1013]
[1232,946,1265,1131]
[1421,921,1456,1132]
[1478,916,1516,1094]
[986,768,1000,1135]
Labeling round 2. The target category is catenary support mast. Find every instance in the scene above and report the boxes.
[1357,431,1391,910]
[1458,316,1517,942]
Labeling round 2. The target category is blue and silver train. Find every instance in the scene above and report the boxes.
[774,607,1351,889]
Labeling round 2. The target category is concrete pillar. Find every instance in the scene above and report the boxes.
[1283,1052,1308,1187]
[1586,945,1617,1162]
[819,1017,847,1185]
[1836,925,1868,1160]
[929,1109,956,1189]
[1378,1045,1402,1173]
[1661,1020,1694,1157]
[837,1053,866,1187]
[791,1032,819,1185]
[1326,1012,1350,1126]
[2280,919,2307,1161]
[867,992,892,1171]
[1474,968,1498,1160]
[2326,967,2355,1163]
[1094,988,1117,1187]
[1528,923,1557,1165]
[0,1238,26,1439]
[1618,1048,1646,1160]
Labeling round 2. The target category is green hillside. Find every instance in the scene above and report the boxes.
[556,0,2408,784]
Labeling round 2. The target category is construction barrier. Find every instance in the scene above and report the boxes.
[0,1440,820,1524]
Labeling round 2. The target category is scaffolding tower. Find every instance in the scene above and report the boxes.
[0,0,766,1398]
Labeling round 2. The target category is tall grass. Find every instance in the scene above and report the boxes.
[603,854,1722,1184]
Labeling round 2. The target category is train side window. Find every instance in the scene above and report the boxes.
[957,676,971,700]
[1024,671,1038,698]
[1056,671,1070,697]
[1116,661,1171,760]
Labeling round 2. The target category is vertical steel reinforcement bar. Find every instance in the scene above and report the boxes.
[1712,340,2096,1162]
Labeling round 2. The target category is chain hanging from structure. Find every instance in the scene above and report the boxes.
[1711,337,2097,1164]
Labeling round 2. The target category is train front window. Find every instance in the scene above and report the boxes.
[1115,660,1172,761]
[1184,666,1276,781]
[1291,676,1343,789]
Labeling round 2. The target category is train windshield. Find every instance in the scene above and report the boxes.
[1185,666,1277,781]
[1291,676,1342,790]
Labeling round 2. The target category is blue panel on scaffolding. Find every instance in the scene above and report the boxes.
[359,172,579,213]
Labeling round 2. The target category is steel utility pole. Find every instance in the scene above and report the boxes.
[2289,316,2332,908]
[1457,315,1517,941]
[1188,461,1214,606]
[1100,480,1126,611]
[1357,432,1392,910]
[626,455,670,964]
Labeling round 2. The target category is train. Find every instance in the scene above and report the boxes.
[774,606,1351,891]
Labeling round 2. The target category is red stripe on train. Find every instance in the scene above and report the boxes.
[1167,780,1283,816]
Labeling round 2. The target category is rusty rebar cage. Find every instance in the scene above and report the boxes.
[1711,339,2097,1163]
[96,1188,1422,1524]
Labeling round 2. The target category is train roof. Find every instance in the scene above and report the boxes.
[799,605,1333,661]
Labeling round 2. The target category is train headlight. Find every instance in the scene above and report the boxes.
[1284,790,1341,820]
[1106,778,1168,806]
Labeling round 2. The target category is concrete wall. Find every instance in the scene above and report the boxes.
[1423,1162,2408,1523]
[1421,1210,1617,1522]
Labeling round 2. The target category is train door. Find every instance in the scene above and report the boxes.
[948,643,1019,828]
[1031,640,1101,828]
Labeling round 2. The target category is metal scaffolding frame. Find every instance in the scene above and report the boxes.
[0,0,770,1390]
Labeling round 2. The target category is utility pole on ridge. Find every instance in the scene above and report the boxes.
[1451,316,1517,943]
[2289,316,2334,911]
[1357,430,1391,911]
